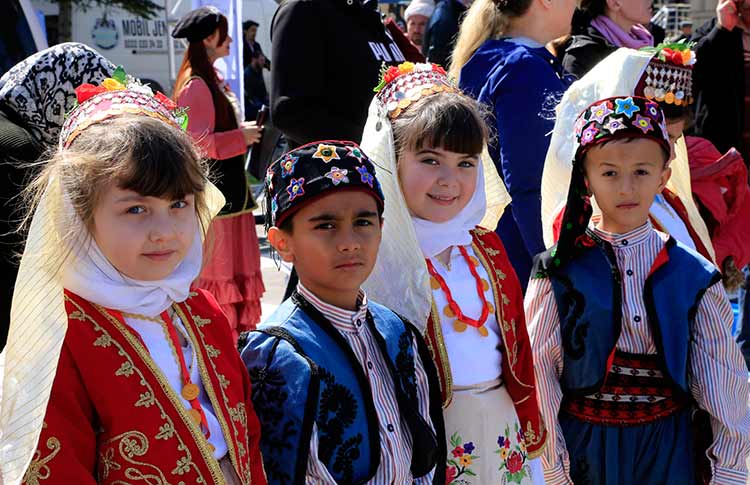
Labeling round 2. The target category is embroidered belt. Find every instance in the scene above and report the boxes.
[561,352,689,426]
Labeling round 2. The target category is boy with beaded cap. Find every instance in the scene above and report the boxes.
[240,141,445,484]
[527,96,750,484]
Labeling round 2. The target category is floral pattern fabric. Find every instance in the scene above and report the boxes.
[444,380,536,485]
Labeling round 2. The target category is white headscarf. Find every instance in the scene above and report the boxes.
[361,98,510,329]
[540,47,715,262]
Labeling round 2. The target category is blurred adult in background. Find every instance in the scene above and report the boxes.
[173,6,265,338]
[405,0,434,48]
[244,50,268,120]
[560,0,654,78]
[242,19,270,69]
[691,0,750,162]
[270,0,405,148]
[0,43,114,352]
[451,0,576,291]
[676,19,693,42]
[424,0,466,66]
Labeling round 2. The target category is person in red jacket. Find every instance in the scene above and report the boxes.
[1,73,266,484]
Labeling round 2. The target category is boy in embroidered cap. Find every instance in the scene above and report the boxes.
[240,141,445,484]
[526,96,750,484]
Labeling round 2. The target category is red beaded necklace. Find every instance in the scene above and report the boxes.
[425,246,492,329]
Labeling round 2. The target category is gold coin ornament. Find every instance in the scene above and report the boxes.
[478,326,489,337]
[208,443,216,453]
[443,305,456,318]
[182,383,200,401]
[469,256,480,267]
[430,276,441,290]
[453,320,467,332]
[481,279,490,292]
[188,408,202,425]
[487,303,495,314]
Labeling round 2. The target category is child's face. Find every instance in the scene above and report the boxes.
[268,190,382,306]
[92,183,197,281]
[584,138,671,234]
[398,145,479,223]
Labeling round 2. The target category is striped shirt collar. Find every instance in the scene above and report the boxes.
[297,283,368,333]
[589,221,654,249]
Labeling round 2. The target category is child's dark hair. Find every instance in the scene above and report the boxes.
[391,91,490,158]
[22,114,211,239]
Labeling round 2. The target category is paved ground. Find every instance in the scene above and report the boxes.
[257,224,289,321]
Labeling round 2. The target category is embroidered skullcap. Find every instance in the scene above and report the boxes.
[374,62,456,119]
[404,0,435,20]
[538,96,671,275]
[636,43,695,107]
[172,6,223,43]
[265,141,385,227]
[575,95,670,161]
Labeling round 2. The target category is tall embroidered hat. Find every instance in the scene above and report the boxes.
[59,66,188,148]
[374,62,456,119]
[636,43,695,106]
[265,141,385,227]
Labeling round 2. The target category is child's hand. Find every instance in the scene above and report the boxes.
[241,121,264,145]
[717,0,740,31]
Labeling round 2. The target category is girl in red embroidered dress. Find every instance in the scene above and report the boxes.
[1,77,266,485]
[362,62,546,485]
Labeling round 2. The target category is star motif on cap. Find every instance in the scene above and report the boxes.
[634,114,654,134]
[580,125,600,145]
[325,166,350,186]
[287,177,305,201]
[280,154,299,177]
[356,165,374,187]
[589,101,613,124]
[346,146,365,164]
[312,144,341,163]
[603,117,627,135]
[614,97,640,118]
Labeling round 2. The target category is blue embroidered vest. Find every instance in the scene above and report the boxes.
[545,236,720,397]
[241,293,439,485]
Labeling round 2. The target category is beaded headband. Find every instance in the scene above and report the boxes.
[636,43,696,106]
[59,66,188,148]
[374,62,456,119]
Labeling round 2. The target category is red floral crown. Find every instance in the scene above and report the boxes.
[60,66,188,148]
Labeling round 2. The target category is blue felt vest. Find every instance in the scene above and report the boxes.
[547,237,720,396]
[241,294,431,485]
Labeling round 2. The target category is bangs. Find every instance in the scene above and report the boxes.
[393,91,489,156]
[116,121,206,200]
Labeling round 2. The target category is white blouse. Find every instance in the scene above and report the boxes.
[428,244,503,386]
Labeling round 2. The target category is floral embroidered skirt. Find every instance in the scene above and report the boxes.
[444,378,543,485]
[194,211,265,342]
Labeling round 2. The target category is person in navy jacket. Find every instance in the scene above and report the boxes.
[450,0,576,291]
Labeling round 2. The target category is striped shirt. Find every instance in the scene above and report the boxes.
[298,284,434,484]
[525,222,750,485]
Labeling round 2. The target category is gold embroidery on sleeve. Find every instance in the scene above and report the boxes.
[22,431,61,485]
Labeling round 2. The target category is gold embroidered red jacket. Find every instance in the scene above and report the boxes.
[22,289,266,485]
[424,227,548,458]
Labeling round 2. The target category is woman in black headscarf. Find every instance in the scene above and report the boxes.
[0,42,114,349]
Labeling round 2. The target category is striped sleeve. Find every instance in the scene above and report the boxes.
[524,277,573,485]
[689,281,750,484]
[413,332,436,485]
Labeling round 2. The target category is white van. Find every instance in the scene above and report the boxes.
[31,0,277,95]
